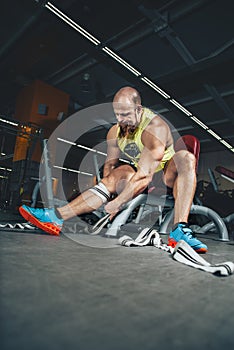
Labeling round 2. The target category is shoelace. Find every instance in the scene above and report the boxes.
[181,226,195,239]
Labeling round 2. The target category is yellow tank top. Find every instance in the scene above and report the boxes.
[117,107,175,172]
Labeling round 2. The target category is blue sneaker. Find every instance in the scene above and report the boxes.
[168,223,207,253]
[19,205,63,236]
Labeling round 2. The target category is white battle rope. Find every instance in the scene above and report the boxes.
[0,222,36,230]
[119,228,234,277]
[85,213,111,235]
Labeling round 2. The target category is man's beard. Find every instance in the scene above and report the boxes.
[119,124,136,137]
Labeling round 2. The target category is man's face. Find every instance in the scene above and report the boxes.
[113,102,142,133]
[114,105,137,126]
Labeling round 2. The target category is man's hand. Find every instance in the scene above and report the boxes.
[104,199,122,220]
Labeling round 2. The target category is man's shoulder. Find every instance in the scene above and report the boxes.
[107,124,118,139]
[109,124,118,133]
[142,113,171,144]
[145,113,166,129]
[142,107,162,124]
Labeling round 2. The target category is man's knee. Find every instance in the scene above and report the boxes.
[176,150,196,172]
[102,165,135,193]
[89,182,111,203]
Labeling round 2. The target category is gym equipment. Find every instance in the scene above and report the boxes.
[46,134,230,241]
[215,166,234,184]
[13,134,229,242]
[86,213,111,235]
[196,166,234,216]
[93,193,229,241]
[0,222,36,230]
[0,117,44,212]
[119,227,234,276]
[194,165,234,238]
[172,240,234,276]
[100,135,229,241]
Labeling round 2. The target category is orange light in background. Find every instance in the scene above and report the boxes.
[13,125,32,162]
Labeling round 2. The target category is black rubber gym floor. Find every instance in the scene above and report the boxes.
[1,222,234,350]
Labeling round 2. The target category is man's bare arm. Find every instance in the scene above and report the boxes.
[105,119,169,215]
[103,125,120,178]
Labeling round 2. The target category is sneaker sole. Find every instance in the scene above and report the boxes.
[19,206,61,236]
[168,237,207,254]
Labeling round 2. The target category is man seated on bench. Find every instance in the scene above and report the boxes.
[19,86,207,253]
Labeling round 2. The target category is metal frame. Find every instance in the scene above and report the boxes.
[104,193,230,241]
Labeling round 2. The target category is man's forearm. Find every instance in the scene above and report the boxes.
[104,175,150,218]
[113,174,150,207]
[103,161,117,178]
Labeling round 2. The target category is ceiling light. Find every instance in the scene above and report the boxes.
[57,138,133,163]
[102,47,141,76]
[57,137,76,146]
[0,167,12,171]
[190,116,208,130]
[95,151,107,156]
[45,2,100,45]
[219,139,233,148]
[206,129,221,140]
[77,144,107,156]
[141,77,170,99]
[53,165,93,176]
[169,99,192,116]
[46,2,233,153]
[77,144,97,152]
[0,117,18,126]
[67,168,93,176]
[220,174,234,183]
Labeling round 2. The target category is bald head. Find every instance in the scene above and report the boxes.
[113,86,141,105]
[113,87,143,133]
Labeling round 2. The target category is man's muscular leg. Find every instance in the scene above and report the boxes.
[163,150,197,224]
[19,164,136,235]
[58,165,136,220]
[163,150,207,253]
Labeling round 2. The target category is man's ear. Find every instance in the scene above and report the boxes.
[136,105,143,117]
[137,105,142,113]
[136,105,142,123]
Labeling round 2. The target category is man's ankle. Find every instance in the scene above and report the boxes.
[55,207,63,219]
[172,222,188,230]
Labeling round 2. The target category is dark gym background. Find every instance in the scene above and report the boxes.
[0,1,234,350]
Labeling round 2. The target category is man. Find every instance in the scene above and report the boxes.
[19,86,207,253]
